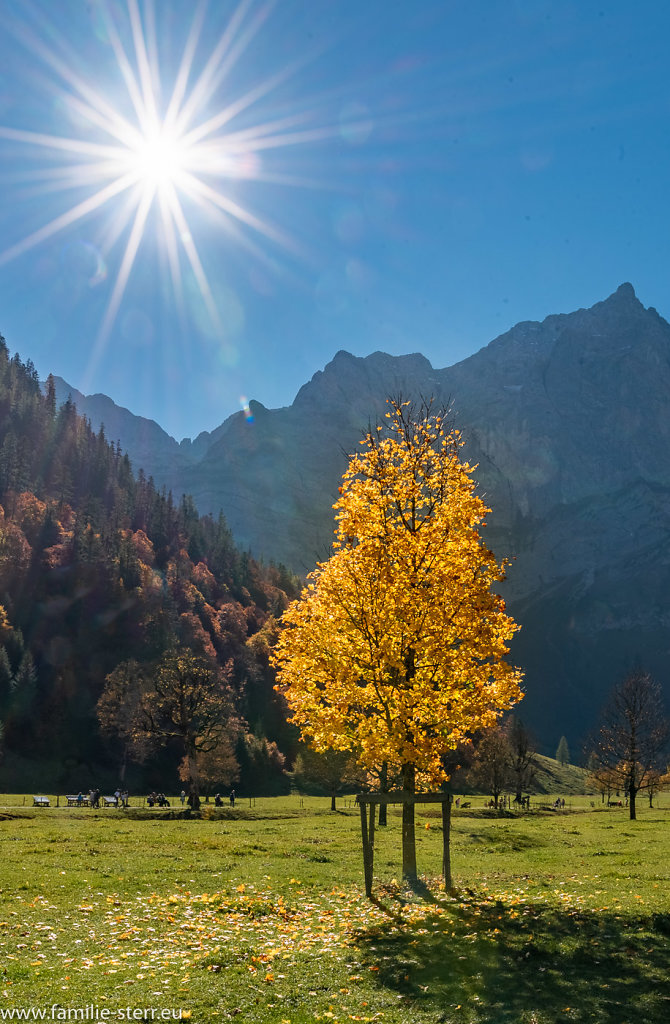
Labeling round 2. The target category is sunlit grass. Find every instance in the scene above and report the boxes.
[1,795,668,1022]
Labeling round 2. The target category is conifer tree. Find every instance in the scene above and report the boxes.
[556,735,570,766]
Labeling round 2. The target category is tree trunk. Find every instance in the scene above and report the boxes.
[119,740,128,785]
[187,741,200,810]
[629,784,636,821]
[401,762,417,880]
[378,762,388,827]
[331,793,336,811]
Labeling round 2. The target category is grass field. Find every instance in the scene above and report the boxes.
[1,794,669,1024]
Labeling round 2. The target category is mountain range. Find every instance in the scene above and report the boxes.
[53,283,670,751]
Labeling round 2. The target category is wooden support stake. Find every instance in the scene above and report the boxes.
[368,800,376,889]
[441,796,452,891]
[359,799,373,897]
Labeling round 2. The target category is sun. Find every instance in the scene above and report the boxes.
[130,125,188,193]
[0,0,351,362]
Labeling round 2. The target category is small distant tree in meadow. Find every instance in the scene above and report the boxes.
[591,670,670,820]
[556,735,570,766]
[274,398,523,881]
[468,726,512,807]
[292,744,363,810]
[586,752,618,804]
[645,768,664,809]
[507,717,538,803]
[658,766,670,806]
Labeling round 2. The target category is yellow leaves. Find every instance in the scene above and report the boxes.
[273,402,522,780]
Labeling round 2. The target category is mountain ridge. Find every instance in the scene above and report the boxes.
[45,283,670,748]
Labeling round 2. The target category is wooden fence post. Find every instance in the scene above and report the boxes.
[441,795,452,891]
[359,799,373,897]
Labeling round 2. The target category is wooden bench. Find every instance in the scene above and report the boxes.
[66,795,90,807]
[102,796,118,807]
[33,796,50,807]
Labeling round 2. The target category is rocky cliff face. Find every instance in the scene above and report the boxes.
[55,284,670,749]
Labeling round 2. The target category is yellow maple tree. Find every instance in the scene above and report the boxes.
[273,398,523,877]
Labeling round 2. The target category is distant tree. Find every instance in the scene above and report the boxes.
[136,649,235,810]
[10,650,37,709]
[657,767,670,807]
[507,717,538,802]
[468,727,512,807]
[181,735,239,800]
[586,753,618,804]
[97,660,149,783]
[556,735,570,766]
[0,647,12,709]
[44,374,57,418]
[591,670,670,820]
[99,649,236,809]
[645,768,664,809]
[292,744,363,810]
[235,732,288,796]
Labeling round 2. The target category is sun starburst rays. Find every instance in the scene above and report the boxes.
[0,0,328,356]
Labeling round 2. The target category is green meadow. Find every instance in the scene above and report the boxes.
[1,795,669,1024]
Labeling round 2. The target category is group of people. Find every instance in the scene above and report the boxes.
[147,792,170,807]
[75,789,128,807]
[74,787,240,809]
[485,795,532,809]
[214,790,235,807]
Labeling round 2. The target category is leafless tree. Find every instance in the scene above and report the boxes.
[591,670,669,820]
[468,727,512,807]
[507,716,538,803]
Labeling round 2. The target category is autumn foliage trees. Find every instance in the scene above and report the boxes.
[274,399,523,877]
[0,335,298,791]
[99,649,239,808]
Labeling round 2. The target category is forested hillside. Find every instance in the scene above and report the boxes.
[0,337,299,792]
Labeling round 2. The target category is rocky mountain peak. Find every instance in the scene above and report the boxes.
[613,281,636,301]
[292,349,436,414]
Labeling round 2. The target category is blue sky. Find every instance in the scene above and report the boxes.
[0,0,668,440]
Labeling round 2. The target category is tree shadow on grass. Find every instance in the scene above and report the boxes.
[354,892,670,1024]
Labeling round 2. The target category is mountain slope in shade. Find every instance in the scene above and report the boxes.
[51,284,670,750]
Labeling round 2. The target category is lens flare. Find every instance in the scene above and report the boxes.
[239,395,254,423]
[0,0,358,375]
